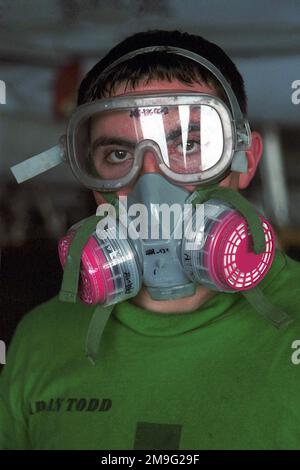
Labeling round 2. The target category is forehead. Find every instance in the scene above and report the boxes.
[109,78,218,97]
[89,80,219,139]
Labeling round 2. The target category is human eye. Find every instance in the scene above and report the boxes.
[170,135,200,160]
[176,139,200,155]
[106,149,133,164]
[166,125,201,160]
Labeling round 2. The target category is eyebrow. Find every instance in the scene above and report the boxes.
[91,136,136,153]
[166,123,200,142]
[91,122,201,152]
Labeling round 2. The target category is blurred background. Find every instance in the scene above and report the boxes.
[0,0,300,347]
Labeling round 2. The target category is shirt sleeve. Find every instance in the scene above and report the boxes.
[0,320,32,450]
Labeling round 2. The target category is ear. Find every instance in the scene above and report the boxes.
[238,131,263,189]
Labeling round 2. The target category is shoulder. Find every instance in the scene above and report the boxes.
[265,251,300,294]
[261,251,300,324]
[17,296,91,335]
[8,296,93,363]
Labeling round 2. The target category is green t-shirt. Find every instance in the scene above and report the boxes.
[1,250,300,450]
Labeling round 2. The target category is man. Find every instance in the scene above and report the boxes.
[1,30,300,450]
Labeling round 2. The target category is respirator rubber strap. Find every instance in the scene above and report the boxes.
[243,287,293,329]
[100,192,119,208]
[59,193,118,303]
[190,186,265,254]
[85,303,115,365]
[59,214,103,303]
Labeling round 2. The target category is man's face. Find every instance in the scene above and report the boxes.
[87,77,263,313]
[92,78,243,206]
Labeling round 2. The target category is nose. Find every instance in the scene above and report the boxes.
[140,150,161,176]
[116,149,162,197]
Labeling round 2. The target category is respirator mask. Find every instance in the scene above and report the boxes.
[57,92,274,305]
[11,46,292,362]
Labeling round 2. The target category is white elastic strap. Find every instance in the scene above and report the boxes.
[10,145,64,183]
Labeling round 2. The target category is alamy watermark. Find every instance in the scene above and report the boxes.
[291,340,300,365]
[0,340,6,365]
[291,80,300,105]
[0,79,6,105]
[95,197,206,249]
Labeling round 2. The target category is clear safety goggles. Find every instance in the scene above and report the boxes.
[10,47,252,190]
[64,92,251,191]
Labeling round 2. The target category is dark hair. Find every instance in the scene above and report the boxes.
[78,30,247,115]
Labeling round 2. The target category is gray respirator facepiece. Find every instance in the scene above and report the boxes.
[58,172,276,305]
